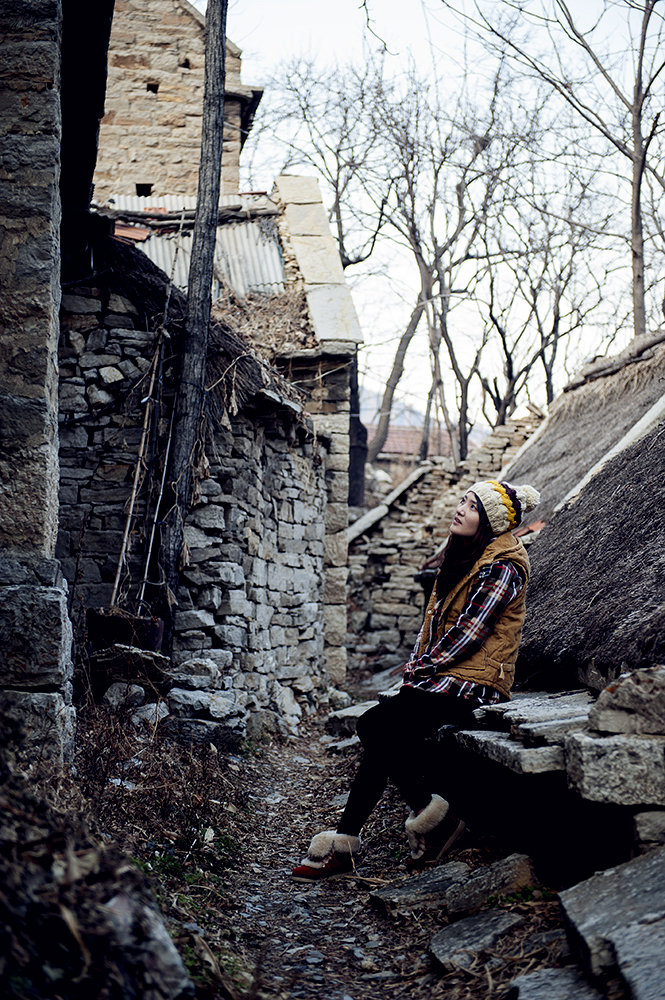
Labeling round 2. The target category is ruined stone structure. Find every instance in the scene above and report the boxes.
[0,0,75,764]
[346,418,540,676]
[104,174,363,688]
[57,238,335,737]
[93,0,261,200]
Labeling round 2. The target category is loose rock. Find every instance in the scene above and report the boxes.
[446,853,538,917]
[506,968,605,999]
[430,909,523,970]
[559,845,665,977]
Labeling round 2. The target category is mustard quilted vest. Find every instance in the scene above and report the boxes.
[417,532,531,699]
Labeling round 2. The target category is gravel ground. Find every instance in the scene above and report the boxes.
[218,718,571,1000]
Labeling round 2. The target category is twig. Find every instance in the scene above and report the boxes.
[110,335,162,606]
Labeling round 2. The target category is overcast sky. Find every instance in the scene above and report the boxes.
[204,0,471,421]
[184,2,634,425]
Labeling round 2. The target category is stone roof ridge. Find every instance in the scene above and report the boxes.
[346,463,432,542]
[564,329,665,392]
[272,174,364,355]
[175,2,242,58]
[176,0,205,28]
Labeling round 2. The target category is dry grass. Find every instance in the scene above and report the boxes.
[211,283,317,363]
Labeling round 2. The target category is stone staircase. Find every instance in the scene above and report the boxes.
[327,665,665,997]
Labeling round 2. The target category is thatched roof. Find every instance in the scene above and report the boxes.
[95,235,305,416]
[504,337,665,524]
[517,419,665,691]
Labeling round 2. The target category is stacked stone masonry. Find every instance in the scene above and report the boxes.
[0,0,74,764]
[276,355,352,686]
[269,174,365,688]
[58,284,333,737]
[347,418,540,675]
[93,0,258,200]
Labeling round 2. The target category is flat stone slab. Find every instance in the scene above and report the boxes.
[370,861,469,913]
[506,968,605,999]
[430,909,522,969]
[565,731,665,805]
[518,715,590,747]
[559,845,665,978]
[447,853,537,917]
[325,701,378,737]
[90,644,170,683]
[473,691,592,731]
[456,730,564,773]
[606,911,665,1000]
[306,285,363,344]
[588,665,665,735]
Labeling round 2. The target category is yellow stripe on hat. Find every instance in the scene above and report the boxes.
[488,480,518,527]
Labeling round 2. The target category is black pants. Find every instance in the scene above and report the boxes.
[337,686,476,836]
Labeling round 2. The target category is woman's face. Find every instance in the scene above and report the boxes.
[450,492,480,537]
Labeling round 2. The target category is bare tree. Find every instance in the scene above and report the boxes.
[248,30,619,463]
[477,157,614,422]
[447,0,665,339]
[247,56,391,268]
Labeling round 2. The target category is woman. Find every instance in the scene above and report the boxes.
[292,479,540,881]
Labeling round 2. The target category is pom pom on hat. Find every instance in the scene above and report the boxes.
[469,480,540,535]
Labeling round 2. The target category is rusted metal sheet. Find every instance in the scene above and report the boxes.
[106,193,285,297]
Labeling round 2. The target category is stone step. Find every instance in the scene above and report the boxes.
[559,845,665,982]
[456,730,565,774]
[474,691,593,732]
[565,731,665,806]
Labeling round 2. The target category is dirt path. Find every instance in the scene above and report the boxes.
[220,716,568,1000]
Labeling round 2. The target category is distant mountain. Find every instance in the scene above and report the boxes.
[357,387,427,427]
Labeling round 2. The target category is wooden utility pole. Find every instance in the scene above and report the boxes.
[161,0,228,636]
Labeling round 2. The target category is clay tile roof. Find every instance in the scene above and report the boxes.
[367,425,453,457]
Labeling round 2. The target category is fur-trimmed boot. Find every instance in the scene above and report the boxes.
[405,794,465,867]
[292,830,361,882]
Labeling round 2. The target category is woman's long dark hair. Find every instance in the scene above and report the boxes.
[434,496,494,601]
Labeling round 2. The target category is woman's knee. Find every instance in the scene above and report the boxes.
[356,698,400,750]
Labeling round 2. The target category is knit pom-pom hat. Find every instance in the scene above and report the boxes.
[469,480,540,535]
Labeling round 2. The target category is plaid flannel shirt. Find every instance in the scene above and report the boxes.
[401,559,524,704]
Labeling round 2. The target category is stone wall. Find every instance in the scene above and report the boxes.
[58,278,332,735]
[0,0,74,764]
[270,175,365,688]
[276,355,352,688]
[93,0,258,200]
[347,418,540,676]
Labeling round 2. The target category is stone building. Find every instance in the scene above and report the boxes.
[1,0,363,759]
[92,0,365,688]
[0,1,117,764]
[346,417,540,677]
[93,0,261,199]
[100,177,364,688]
[57,235,333,739]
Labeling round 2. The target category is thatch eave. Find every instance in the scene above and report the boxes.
[517,420,665,691]
[93,235,306,419]
[503,340,665,526]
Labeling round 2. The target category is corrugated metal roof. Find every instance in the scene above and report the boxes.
[108,193,286,297]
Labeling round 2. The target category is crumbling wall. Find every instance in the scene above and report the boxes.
[93,0,254,199]
[57,281,331,732]
[0,0,74,764]
[347,418,540,676]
